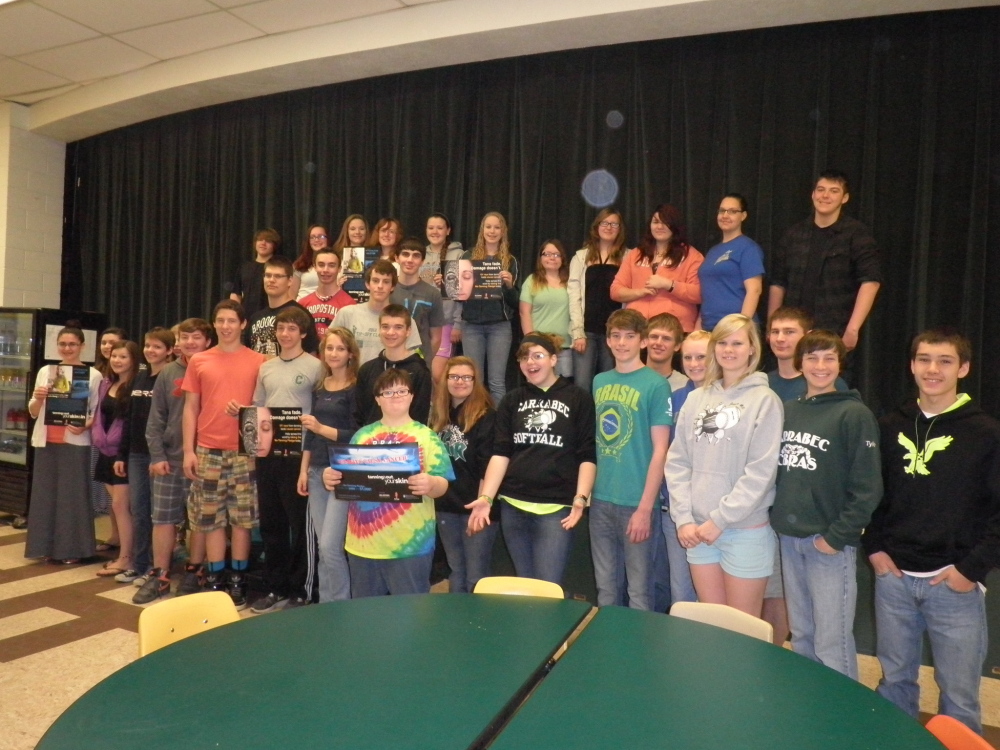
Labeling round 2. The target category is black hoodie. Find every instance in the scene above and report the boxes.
[862,396,1000,583]
[494,377,596,506]
[355,350,432,426]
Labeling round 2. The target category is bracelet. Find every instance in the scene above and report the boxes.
[572,494,589,509]
[477,494,493,505]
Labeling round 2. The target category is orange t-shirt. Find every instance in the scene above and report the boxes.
[181,346,266,451]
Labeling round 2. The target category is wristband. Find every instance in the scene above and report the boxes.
[477,494,493,505]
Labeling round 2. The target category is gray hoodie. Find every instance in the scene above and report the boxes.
[145,358,188,465]
[666,371,782,531]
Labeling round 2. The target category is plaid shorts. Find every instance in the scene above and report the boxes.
[151,465,191,525]
[187,447,258,532]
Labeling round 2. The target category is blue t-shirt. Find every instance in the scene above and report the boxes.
[593,367,673,507]
[698,235,765,330]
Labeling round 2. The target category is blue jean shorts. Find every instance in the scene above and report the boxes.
[686,524,776,579]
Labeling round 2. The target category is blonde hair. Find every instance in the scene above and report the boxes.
[317,327,360,388]
[471,211,514,271]
[703,315,761,388]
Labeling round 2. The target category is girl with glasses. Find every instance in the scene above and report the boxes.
[520,240,573,379]
[24,327,103,564]
[431,357,497,592]
[293,224,331,301]
[611,204,704,333]
[568,208,626,393]
[697,194,765,331]
[467,332,596,587]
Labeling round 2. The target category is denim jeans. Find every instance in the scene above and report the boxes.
[654,509,697,612]
[590,499,660,610]
[874,570,987,734]
[779,534,858,679]
[437,511,498,593]
[500,502,573,587]
[128,454,152,573]
[462,320,512,403]
[307,467,350,602]
[348,552,433,597]
[572,332,615,395]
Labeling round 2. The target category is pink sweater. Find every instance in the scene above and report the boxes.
[610,247,704,331]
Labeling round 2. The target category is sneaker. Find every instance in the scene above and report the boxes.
[227,571,248,611]
[285,595,309,610]
[250,592,288,614]
[114,569,140,583]
[175,565,204,596]
[132,572,150,587]
[133,575,171,604]
[204,570,227,593]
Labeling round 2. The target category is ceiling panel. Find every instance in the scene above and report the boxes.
[114,11,264,59]
[0,57,71,97]
[228,0,402,35]
[0,2,99,57]
[34,0,219,34]
[16,36,159,81]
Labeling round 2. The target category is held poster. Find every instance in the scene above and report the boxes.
[328,443,421,502]
[341,247,381,303]
[43,365,90,427]
[238,406,303,457]
[442,258,503,301]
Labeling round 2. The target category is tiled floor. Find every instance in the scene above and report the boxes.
[1,514,998,749]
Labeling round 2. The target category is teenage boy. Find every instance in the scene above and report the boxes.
[134,318,213,603]
[230,228,281,318]
[248,306,324,613]
[356,304,432,426]
[117,327,174,585]
[645,313,689,393]
[182,300,267,609]
[245,255,319,357]
[322,369,454,597]
[591,309,672,610]
[390,239,444,358]
[332,259,421,365]
[768,170,882,351]
[299,247,355,338]
[771,331,881,679]
[863,330,1000,734]
[767,307,849,402]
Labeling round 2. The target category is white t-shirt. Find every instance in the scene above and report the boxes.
[332,303,422,364]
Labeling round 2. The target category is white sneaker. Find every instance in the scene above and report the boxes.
[132,572,150,587]
[114,569,140,583]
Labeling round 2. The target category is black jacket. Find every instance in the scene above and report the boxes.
[862,396,1000,583]
[437,404,497,516]
[355,351,432,426]
[494,377,596,506]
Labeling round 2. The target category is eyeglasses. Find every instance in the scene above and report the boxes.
[310,234,328,240]
[540,252,561,259]
[57,341,81,348]
[598,221,621,229]
[263,273,289,280]
[717,208,744,216]
[447,374,474,383]
[378,388,411,399]
[518,352,552,363]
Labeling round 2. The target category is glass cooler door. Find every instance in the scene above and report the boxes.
[0,311,33,466]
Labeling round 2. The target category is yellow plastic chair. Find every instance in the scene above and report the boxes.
[473,576,564,599]
[669,601,774,643]
[925,715,996,750]
[137,591,240,657]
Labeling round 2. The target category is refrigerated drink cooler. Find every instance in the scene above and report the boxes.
[0,308,107,516]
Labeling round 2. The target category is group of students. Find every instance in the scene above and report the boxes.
[20,168,1000,736]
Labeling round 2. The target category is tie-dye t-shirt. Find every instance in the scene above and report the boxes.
[345,420,455,560]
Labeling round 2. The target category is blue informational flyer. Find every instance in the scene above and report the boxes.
[44,365,90,427]
[328,443,421,502]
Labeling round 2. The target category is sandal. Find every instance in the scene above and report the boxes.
[96,558,131,577]
[95,540,120,552]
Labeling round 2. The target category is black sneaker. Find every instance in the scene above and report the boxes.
[285,595,309,610]
[175,565,205,596]
[250,592,288,614]
[227,571,248,611]
[204,570,227,593]
[133,574,171,604]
